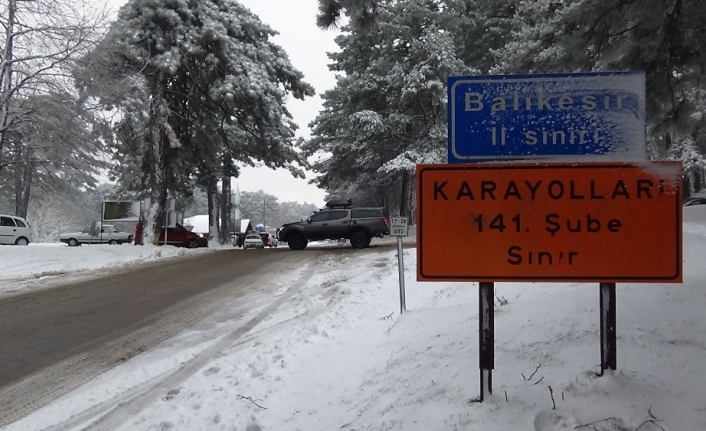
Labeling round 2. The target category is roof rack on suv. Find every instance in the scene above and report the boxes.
[325,198,353,209]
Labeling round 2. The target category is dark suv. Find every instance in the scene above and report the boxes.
[278,199,388,250]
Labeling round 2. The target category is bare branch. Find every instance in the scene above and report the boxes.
[547,386,556,410]
[521,363,542,381]
[575,417,619,429]
[236,395,267,409]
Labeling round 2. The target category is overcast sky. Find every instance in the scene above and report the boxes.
[107,0,340,206]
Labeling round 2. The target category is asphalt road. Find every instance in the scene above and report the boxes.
[0,241,405,427]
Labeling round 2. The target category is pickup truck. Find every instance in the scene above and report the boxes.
[278,200,388,250]
[60,224,133,246]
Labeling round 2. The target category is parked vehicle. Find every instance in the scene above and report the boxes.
[268,233,279,247]
[134,222,208,248]
[60,223,133,246]
[684,196,706,206]
[0,214,33,246]
[278,198,388,250]
[244,233,264,249]
[259,232,278,247]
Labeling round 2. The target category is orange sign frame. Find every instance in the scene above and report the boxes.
[417,162,682,283]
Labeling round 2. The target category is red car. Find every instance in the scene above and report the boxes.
[134,222,208,248]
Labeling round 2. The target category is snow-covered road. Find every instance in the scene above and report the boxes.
[1,218,705,430]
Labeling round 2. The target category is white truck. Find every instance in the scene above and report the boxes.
[59,223,134,246]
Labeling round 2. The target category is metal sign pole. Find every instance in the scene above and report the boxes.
[599,282,617,375]
[479,282,494,401]
[397,235,406,314]
[100,202,104,245]
[164,211,168,246]
[389,217,409,314]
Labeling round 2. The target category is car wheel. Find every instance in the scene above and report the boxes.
[364,235,372,248]
[287,232,308,250]
[186,239,199,249]
[350,231,369,249]
[68,238,79,247]
[108,239,118,245]
[127,235,134,243]
[15,237,29,246]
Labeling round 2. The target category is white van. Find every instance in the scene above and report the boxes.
[0,214,34,245]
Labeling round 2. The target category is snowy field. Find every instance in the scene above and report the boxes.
[2,208,706,430]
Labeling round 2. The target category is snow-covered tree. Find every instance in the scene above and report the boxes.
[316,0,382,29]
[668,137,706,194]
[26,196,86,242]
[0,92,108,218]
[77,0,314,243]
[276,201,319,226]
[0,0,108,175]
[237,190,279,227]
[306,0,471,218]
[494,0,706,191]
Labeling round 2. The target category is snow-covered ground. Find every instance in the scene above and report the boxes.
[0,242,218,298]
[2,207,706,430]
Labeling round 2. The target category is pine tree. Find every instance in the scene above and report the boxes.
[77,0,314,243]
[306,0,471,218]
[495,0,706,191]
[316,0,382,29]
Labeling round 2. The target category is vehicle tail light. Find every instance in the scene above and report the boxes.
[381,216,389,224]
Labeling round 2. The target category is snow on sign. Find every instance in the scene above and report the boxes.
[447,72,646,163]
[416,162,683,282]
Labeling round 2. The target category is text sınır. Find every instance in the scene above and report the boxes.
[490,126,599,146]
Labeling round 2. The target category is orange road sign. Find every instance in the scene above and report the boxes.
[416,162,682,282]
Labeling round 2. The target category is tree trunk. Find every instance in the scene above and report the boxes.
[399,170,409,219]
[148,79,169,245]
[408,172,416,225]
[206,175,219,242]
[220,155,232,244]
[0,0,17,175]
[13,141,33,218]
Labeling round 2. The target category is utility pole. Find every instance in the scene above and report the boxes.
[263,197,266,228]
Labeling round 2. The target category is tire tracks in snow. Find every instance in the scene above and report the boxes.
[40,264,318,431]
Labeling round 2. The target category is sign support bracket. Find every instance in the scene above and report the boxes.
[478,282,494,401]
[599,282,617,375]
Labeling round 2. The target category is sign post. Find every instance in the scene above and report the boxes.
[479,282,494,401]
[600,282,617,374]
[389,217,409,314]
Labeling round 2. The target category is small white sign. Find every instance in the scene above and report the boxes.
[389,217,409,237]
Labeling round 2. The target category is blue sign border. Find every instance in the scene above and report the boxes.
[447,72,646,163]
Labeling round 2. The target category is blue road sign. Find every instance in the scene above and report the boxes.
[447,72,646,163]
